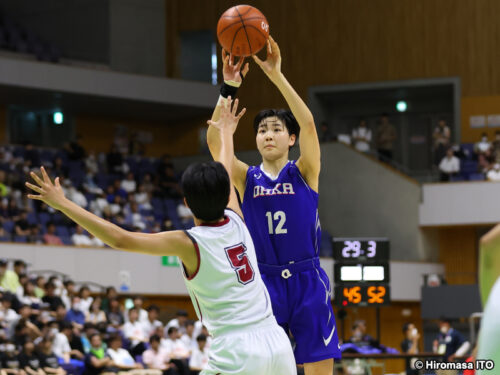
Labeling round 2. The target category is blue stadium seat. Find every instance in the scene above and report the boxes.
[0,235,10,242]
[27,212,38,226]
[469,173,486,181]
[60,236,72,245]
[163,199,182,229]
[13,235,27,243]
[56,226,70,237]
[38,212,52,225]
[3,220,14,233]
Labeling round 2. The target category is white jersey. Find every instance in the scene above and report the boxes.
[183,209,273,336]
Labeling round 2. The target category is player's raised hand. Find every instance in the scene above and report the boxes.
[252,35,281,82]
[26,167,67,211]
[222,49,249,83]
[207,96,246,135]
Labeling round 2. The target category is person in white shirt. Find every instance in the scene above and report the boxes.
[106,334,159,375]
[439,148,460,182]
[163,310,188,337]
[122,308,147,357]
[180,320,196,351]
[0,296,19,337]
[77,286,93,315]
[121,173,137,194]
[189,334,210,373]
[161,327,190,375]
[487,164,500,181]
[142,335,177,375]
[124,296,148,323]
[352,119,372,153]
[475,132,492,154]
[141,305,163,338]
[71,226,93,247]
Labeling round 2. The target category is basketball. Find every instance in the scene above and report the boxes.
[217,5,269,57]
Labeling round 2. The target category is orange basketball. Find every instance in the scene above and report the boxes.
[217,5,269,57]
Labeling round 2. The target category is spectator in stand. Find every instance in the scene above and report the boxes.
[13,260,27,277]
[124,202,146,232]
[58,322,85,366]
[439,148,460,182]
[161,327,189,375]
[84,333,113,375]
[142,335,178,375]
[122,308,147,357]
[134,185,152,211]
[141,174,156,196]
[475,132,492,154]
[84,151,99,176]
[158,166,182,199]
[401,322,420,375]
[433,318,470,373]
[142,305,163,339]
[42,283,64,312]
[38,335,66,375]
[64,136,86,161]
[106,145,124,175]
[15,212,32,237]
[0,342,24,375]
[128,133,145,156]
[176,204,193,227]
[347,320,376,348]
[24,144,40,169]
[188,334,210,374]
[34,277,46,299]
[0,170,11,198]
[78,286,93,315]
[121,173,137,194]
[180,321,195,351]
[20,281,43,309]
[376,113,397,162]
[100,287,117,313]
[106,334,152,375]
[71,226,93,246]
[61,280,75,311]
[433,119,451,166]
[90,192,109,217]
[105,298,124,330]
[88,234,104,248]
[65,296,85,328]
[52,158,68,180]
[164,310,188,336]
[19,341,45,375]
[352,119,372,153]
[487,163,500,181]
[65,182,87,209]
[0,259,21,293]
[85,298,106,325]
[42,223,63,246]
[0,295,19,337]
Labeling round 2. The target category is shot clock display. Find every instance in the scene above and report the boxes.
[333,238,391,307]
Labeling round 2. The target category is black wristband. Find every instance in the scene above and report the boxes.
[220,82,238,99]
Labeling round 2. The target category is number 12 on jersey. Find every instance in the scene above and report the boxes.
[266,211,287,234]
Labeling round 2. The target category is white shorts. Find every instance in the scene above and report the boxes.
[202,317,296,375]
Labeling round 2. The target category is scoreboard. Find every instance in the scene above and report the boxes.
[333,238,390,307]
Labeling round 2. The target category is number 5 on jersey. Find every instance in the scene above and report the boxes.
[225,244,255,284]
[266,211,287,234]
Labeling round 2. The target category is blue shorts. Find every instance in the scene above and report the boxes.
[259,257,342,364]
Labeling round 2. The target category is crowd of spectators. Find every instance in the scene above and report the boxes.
[0,259,209,375]
[0,137,193,245]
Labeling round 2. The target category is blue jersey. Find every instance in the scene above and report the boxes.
[242,160,321,265]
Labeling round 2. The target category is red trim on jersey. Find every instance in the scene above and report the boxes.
[194,294,203,322]
[182,231,201,280]
[199,216,230,227]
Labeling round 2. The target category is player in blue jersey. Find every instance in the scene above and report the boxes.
[207,36,341,375]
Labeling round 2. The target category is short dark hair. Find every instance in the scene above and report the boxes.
[167,327,178,335]
[197,334,207,342]
[402,322,411,334]
[253,109,300,139]
[147,304,159,313]
[150,334,161,344]
[14,260,26,267]
[181,162,229,222]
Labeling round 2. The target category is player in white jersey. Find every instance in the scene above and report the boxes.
[476,226,500,372]
[25,97,296,375]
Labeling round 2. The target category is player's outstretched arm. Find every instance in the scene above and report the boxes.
[25,168,193,258]
[207,96,246,218]
[479,224,500,304]
[207,50,249,195]
[253,36,321,191]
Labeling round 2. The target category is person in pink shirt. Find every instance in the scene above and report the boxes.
[142,335,178,375]
[43,223,63,246]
